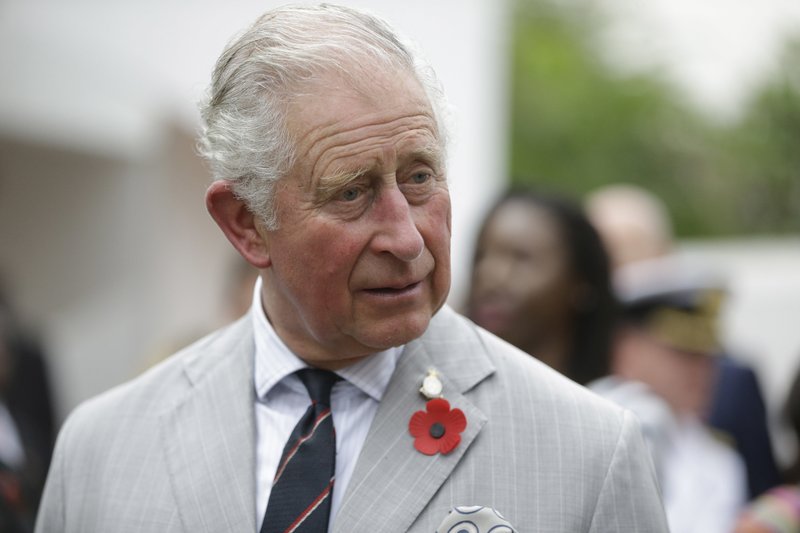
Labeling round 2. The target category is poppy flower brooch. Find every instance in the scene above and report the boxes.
[408,369,466,455]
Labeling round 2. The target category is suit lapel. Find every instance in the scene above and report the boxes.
[334,307,494,533]
[160,318,257,531]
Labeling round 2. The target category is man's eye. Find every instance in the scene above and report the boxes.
[341,187,361,201]
[411,172,431,184]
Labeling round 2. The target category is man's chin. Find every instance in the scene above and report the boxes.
[360,313,433,350]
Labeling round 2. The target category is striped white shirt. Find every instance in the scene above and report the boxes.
[251,276,402,532]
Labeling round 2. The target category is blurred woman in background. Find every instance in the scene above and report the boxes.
[465,188,617,385]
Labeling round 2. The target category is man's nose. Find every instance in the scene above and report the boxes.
[370,186,425,262]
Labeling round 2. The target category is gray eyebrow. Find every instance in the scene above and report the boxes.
[315,166,370,202]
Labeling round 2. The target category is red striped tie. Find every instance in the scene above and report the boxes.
[261,369,340,533]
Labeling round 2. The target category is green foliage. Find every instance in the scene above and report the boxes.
[714,40,800,233]
[510,0,800,236]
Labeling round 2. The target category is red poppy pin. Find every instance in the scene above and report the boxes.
[409,397,467,455]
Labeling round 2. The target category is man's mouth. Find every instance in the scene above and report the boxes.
[364,280,422,296]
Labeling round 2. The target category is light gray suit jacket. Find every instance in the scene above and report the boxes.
[36,306,668,532]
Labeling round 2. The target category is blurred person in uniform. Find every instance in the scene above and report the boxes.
[734,360,800,532]
[586,183,782,499]
[608,256,747,533]
[466,188,617,385]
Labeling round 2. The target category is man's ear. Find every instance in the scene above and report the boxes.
[205,180,272,268]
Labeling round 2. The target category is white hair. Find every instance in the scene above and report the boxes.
[198,3,449,230]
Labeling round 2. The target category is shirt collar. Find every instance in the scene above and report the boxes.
[251,275,402,402]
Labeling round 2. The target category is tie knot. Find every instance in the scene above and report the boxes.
[296,368,340,406]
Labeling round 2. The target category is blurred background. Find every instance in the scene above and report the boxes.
[1,0,799,504]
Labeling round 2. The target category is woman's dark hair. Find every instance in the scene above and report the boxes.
[477,187,618,385]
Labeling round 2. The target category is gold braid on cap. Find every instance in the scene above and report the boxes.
[645,289,724,355]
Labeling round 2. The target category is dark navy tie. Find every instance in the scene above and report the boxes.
[261,369,340,533]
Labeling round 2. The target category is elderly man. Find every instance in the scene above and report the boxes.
[35,5,667,532]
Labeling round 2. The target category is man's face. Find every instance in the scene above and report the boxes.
[258,70,451,368]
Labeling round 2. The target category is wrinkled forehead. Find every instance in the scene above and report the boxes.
[297,58,432,110]
[292,84,441,193]
[285,63,442,146]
